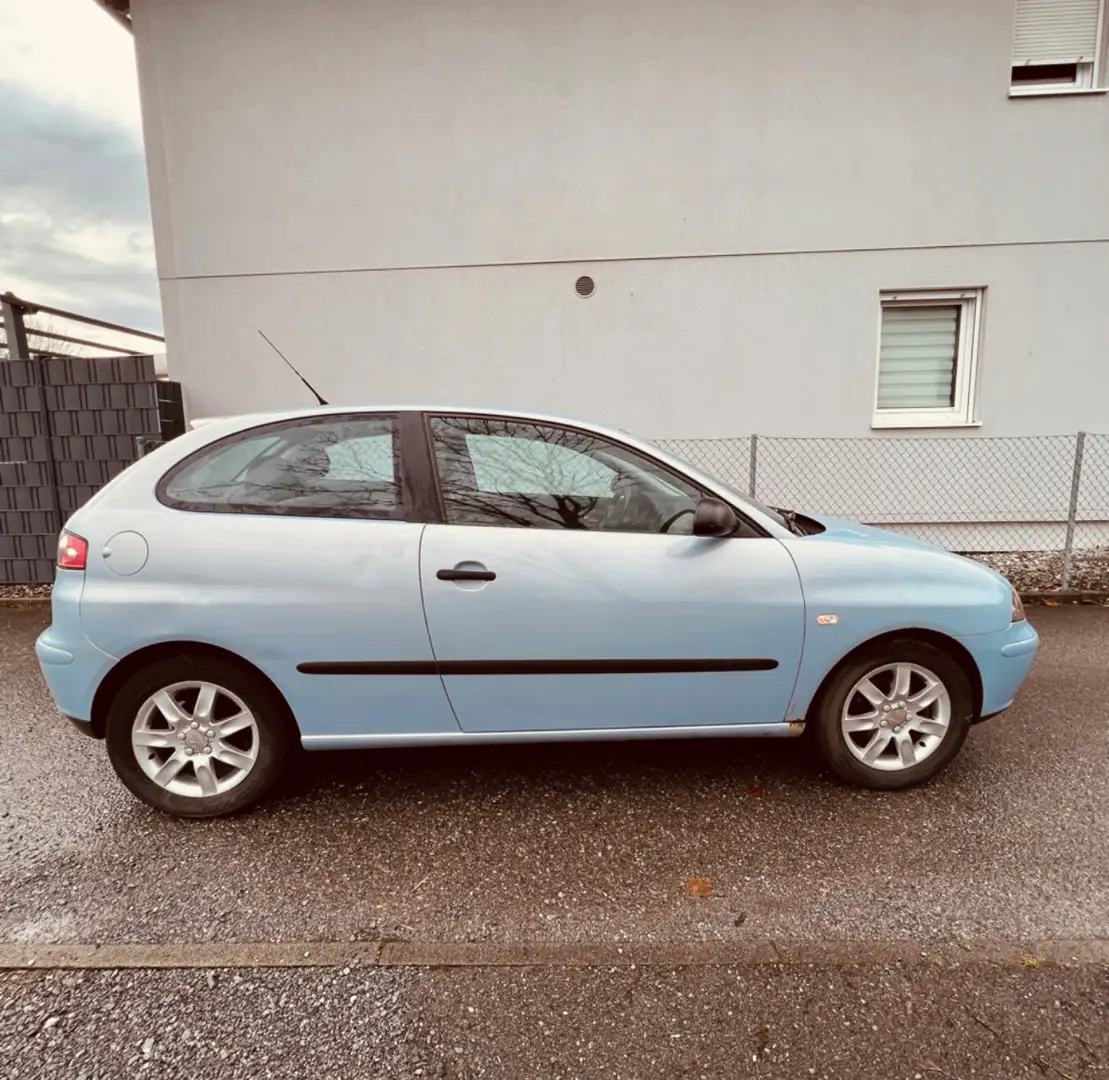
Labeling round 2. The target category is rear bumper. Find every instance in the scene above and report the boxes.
[36,627,118,726]
[35,571,117,728]
[957,618,1040,719]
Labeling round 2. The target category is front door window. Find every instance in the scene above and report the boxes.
[428,415,702,535]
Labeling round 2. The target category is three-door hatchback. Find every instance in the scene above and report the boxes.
[36,406,1039,817]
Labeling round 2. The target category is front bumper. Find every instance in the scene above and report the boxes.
[957,617,1039,719]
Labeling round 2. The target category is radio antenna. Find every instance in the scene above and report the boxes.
[257,329,329,406]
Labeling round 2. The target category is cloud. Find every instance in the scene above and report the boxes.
[0,0,143,134]
[0,80,161,331]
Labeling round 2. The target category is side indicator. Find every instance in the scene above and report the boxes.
[816,614,839,626]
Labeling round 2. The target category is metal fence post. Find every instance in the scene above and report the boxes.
[1,294,31,360]
[1062,431,1086,590]
[748,434,758,498]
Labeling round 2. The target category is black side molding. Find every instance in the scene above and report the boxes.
[297,660,440,676]
[297,658,778,676]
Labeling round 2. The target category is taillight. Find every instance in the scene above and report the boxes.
[57,531,89,571]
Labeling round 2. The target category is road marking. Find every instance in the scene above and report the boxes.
[0,939,1106,971]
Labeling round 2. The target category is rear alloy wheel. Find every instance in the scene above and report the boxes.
[814,642,972,790]
[105,657,293,818]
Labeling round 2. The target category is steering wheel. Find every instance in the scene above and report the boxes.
[659,507,695,534]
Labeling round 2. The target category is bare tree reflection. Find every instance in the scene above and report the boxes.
[431,417,613,529]
[430,416,699,533]
[164,414,701,533]
[166,418,402,519]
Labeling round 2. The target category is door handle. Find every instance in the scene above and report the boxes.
[437,567,497,582]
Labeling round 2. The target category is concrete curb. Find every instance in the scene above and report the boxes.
[1,938,1106,972]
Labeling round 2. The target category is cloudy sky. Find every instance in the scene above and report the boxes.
[0,0,161,333]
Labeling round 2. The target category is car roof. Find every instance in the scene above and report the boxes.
[189,405,628,436]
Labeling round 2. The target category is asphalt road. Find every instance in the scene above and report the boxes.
[1,603,1107,1077]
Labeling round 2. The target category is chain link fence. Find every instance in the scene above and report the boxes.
[655,433,1109,593]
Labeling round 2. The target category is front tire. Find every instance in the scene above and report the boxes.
[813,641,973,790]
[105,656,293,818]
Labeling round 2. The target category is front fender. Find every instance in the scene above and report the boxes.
[780,530,1014,720]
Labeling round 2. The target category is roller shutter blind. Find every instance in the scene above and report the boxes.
[1012,0,1102,65]
[877,306,959,410]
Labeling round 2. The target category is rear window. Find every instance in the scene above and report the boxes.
[159,415,401,519]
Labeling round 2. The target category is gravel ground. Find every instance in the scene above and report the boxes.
[0,967,417,1079]
[0,585,50,601]
[2,963,1106,1079]
[969,548,1109,592]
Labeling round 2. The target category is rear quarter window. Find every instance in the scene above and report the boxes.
[158,415,402,520]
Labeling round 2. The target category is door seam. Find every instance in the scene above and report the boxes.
[779,539,810,721]
[417,523,464,732]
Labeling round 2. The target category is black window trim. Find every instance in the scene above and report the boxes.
[156,410,407,522]
[417,410,769,538]
[396,410,443,523]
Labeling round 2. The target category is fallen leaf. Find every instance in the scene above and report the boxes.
[1023,955,1039,968]
[684,877,712,899]
[746,786,765,799]
[734,912,747,926]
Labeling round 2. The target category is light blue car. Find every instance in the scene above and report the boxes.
[36,406,1039,818]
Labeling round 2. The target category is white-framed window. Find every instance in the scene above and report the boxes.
[1010,0,1107,95]
[872,289,984,430]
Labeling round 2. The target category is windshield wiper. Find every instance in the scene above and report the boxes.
[771,506,805,536]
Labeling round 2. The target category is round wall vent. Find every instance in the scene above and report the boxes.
[575,275,595,298]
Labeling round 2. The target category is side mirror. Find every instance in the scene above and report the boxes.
[692,496,740,538]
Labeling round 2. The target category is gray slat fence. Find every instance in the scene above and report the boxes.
[0,355,181,584]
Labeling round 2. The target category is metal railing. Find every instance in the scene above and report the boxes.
[1,292,164,362]
[655,433,1109,592]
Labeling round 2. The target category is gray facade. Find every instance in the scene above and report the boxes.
[130,0,1109,438]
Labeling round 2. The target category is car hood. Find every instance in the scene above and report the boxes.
[806,515,950,554]
[782,514,1015,635]
[806,514,1012,579]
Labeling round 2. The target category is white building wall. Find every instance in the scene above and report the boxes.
[132,0,1109,438]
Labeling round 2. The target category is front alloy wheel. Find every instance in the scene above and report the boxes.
[815,642,972,790]
[840,662,951,772]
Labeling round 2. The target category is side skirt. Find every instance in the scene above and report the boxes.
[301,722,805,751]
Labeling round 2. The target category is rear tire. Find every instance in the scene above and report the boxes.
[814,641,973,790]
[105,655,293,818]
